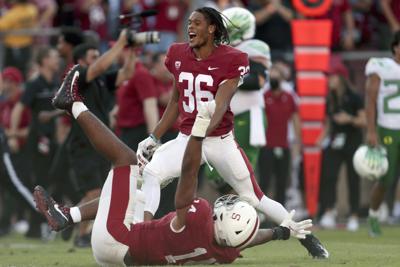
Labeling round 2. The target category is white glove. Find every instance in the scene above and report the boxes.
[280,210,313,239]
[191,100,216,138]
[136,135,161,174]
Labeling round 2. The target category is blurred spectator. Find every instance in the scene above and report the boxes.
[317,57,366,231]
[350,0,373,48]
[116,50,159,151]
[249,0,294,58]
[75,0,108,51]
[375,0,400,49]
[53,0,75,26]
[0,67,31,237]
[9,46,60,238]
[259,65,301,206]
[0,0,38,76]
[314,0,356,51]
[31,0,57,28]
[126,0,189,53]
[381,0,400,33]
[31,0,57,45]
[57,27,84,77]
[203,0,243,10]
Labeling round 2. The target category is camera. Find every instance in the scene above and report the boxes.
[127,31,160,46]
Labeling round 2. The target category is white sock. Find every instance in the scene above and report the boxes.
[393,201,400,217]
[70,207,82,223]
[72,102,88,119]
[256,195,289,224]
[369,208,379,218]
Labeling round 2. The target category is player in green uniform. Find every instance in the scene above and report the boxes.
[365,31,400,237]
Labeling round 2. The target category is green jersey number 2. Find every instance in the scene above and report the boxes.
[383,80,400,113]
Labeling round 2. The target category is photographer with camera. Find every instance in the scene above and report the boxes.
[61,29,138,247]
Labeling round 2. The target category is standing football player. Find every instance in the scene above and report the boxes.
[137,7,329,258]
[365,31,400,237]
[34,65,312,265]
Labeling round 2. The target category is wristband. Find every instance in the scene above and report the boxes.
[150,133,160,144]
[72,102,88,119]
[272,226,290,240]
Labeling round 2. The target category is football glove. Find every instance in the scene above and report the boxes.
[136,135,161,174]
[191,100,216,138]
[280,210,313,239]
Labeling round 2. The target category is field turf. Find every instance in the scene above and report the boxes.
[0,225,399,266]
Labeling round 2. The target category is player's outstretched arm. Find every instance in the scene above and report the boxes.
[242,211,312,250]
[206,77,239,135]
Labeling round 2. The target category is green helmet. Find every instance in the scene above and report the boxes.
[236,39,272,68]
[222,7,256,46]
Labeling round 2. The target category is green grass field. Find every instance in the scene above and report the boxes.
[0,225,399,267]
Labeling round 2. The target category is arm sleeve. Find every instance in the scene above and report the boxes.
[224,52,250,82]
[365,58,382,77]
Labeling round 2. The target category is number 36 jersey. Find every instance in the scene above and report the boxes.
[365,57,400,129]
[165,43,249,136]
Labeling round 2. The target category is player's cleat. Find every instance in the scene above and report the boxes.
[33,185,73,232]
[52,64,84,113]
[368,216,382,237]
[299,234,329,259]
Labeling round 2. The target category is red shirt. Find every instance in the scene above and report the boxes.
[264,90,297,148]
[129,198,240,265]
[165,43,249,136]
[116,62,157,128]
[0,91,31,146]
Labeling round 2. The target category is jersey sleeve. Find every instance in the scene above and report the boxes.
[224,52,249,86]
[365,58,382,78]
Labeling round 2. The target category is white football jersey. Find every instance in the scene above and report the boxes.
[365,57,400,129]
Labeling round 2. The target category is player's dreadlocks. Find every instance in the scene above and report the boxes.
[391,30,400,55]
[195,7,230,45]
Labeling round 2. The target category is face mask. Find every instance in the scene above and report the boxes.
[269,78,280,90]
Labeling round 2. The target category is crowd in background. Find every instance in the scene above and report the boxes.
[1,0,400,245]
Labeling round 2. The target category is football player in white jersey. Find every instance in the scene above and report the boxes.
[365,31,400,237]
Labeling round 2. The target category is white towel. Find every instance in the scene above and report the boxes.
[250,107,266,147]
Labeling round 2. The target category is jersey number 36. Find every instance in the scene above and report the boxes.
[179,72,214,113]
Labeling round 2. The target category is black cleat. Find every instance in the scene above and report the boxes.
[299,234,329,259]
[33,185,73,232]
[52,64,84,113]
